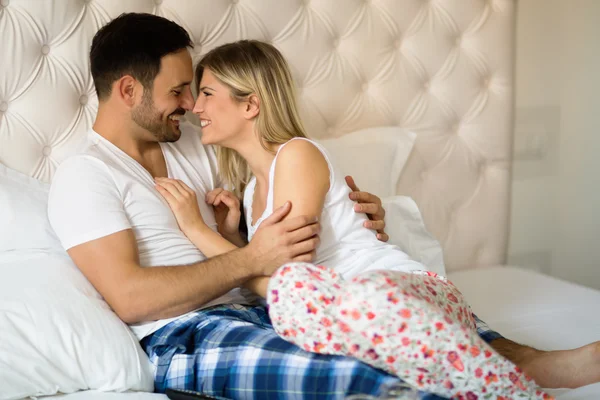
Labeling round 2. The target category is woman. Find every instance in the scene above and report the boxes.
[155,40,551,400]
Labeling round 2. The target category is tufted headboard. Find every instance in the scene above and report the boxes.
[0,0,515,271]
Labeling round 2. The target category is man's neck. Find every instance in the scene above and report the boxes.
[93,106,166,178]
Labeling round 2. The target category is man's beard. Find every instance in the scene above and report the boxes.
[132,90,184,143]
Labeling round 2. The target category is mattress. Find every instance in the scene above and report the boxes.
[448,266,600,399]
[39,392,166,399]
[42,266,600,400]
[40,393,166,399]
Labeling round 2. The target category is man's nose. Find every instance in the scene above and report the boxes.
[192,96,204,114]
[180,87,194,111]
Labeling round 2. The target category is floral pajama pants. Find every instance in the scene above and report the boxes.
[266,263,554,400]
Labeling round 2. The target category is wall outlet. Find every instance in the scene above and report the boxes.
[514,123,548,159]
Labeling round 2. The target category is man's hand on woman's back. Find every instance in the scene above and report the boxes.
[345,175,389,242]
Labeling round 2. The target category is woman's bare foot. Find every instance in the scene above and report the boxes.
[492,339,600,389]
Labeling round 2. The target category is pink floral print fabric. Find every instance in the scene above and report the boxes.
[267,263,554,400]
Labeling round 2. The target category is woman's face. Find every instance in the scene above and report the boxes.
[193,68,250,147]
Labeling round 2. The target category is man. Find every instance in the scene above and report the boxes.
[48,12,599,399]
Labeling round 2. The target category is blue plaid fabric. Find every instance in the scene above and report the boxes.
[141,304,502,400]
[474,314,504,344]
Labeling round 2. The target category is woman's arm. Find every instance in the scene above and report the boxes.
[184,223,238,258]
[179,225,270,298]
[273,140,330,224]
[155,178,238,258]
[242,139,330,298]
[155,178,291,298]
[246,143,329,298]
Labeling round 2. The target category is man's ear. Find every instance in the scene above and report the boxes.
[114,75,139,108]
[244,94,260,120]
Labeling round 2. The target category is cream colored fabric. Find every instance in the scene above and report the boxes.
[0,0,515,271]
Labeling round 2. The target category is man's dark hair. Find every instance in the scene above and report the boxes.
[90,13,193,100]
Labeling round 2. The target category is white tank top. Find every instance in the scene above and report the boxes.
[243,137,424,280]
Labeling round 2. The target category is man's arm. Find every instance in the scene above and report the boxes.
[67,201,319,324]
[67,229,255,324]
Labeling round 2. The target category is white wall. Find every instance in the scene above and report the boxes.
[509,0,600,288]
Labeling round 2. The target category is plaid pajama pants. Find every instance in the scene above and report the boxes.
[141,304,502,400]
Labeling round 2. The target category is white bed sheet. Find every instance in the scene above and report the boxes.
[40,266,600,400]
[448,266,600,399]
[39,392,166,400]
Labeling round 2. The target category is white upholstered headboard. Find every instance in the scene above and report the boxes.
[0,0,515,271]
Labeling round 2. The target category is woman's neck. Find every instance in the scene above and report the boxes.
[230,135,279,187]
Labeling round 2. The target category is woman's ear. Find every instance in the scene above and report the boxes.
[244,94,260,119]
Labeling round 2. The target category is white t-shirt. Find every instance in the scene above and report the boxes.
[244,138,424,280]
[48,121,255,340]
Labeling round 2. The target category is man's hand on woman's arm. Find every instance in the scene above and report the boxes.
[67,201,319,324]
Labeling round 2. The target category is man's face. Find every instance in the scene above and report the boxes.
[131,49,194,142]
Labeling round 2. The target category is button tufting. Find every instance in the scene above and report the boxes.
[0,0,517,273]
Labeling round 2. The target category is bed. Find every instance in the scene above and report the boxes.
[1,0,598,399]
[33,266,600,400]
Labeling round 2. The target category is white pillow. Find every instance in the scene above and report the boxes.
[317,126,416,198]
[0,164,153,400]
[0,163,62,252]
[382,195,446,276]
[316,129,444,274]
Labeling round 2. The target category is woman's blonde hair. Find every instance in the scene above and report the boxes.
[196,40,307,196]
